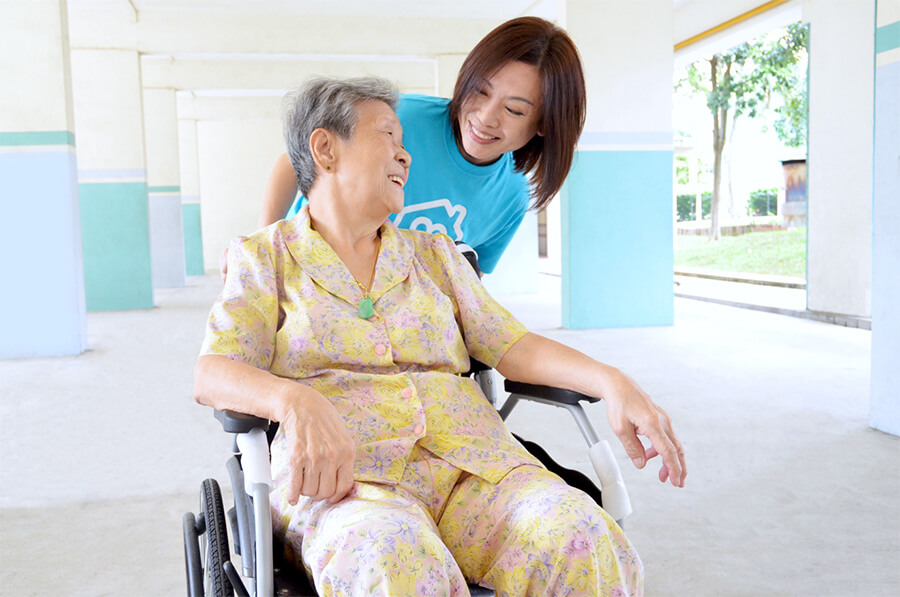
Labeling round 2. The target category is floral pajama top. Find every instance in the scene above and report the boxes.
[200,207,542,485]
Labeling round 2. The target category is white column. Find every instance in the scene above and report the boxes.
[144,87,186,288]
[71,48,154,310]
[177,115,205,275]
[560,0,674,328]
[804,0,875,317]
[871,1,900,435]
[0,0,86,357]
[188,94,284,272]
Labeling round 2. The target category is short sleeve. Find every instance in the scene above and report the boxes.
[199,236,280,371]
[427,234,529,368]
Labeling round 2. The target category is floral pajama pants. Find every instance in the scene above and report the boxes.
[272,445,643,596]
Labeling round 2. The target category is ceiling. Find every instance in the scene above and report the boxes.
[64,0,784,63]
[67,0,549,20]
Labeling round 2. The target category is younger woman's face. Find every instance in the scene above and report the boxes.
[456,60,543,165]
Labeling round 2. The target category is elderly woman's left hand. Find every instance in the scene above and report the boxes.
[599,369,686,488]
[497,332,687,488]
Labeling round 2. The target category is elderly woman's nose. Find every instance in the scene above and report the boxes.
[398,146,411,167]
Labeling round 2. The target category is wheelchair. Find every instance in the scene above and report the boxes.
[183,361,633,597]
[184,245,633,596]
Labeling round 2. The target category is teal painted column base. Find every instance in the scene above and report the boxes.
[562,150,674,329]
[79,182,154,311]
[182,203,205,275]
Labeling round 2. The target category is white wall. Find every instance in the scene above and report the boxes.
[196,119,284,272]
[68,9,499,56]
[3,0,76,132]
[483,211,540,295]
[177,117,200,201]
[141,55,437,95]
[143,88,180,183]
[69,49,145,171]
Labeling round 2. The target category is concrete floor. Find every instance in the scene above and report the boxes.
[1,274,897,596]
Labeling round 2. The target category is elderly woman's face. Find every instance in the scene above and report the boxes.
[335,100,411,216]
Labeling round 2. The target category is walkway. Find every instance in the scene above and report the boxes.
[0,273,895,596]
[674,268,871,329]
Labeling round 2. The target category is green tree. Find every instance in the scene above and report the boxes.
[758,23,809,149]
[677,23,809,240]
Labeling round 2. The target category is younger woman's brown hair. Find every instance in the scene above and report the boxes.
[449,16,587,211]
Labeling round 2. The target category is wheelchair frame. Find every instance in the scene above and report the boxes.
[183,366,632,597]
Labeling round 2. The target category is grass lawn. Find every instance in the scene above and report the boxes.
[674,227,807,278]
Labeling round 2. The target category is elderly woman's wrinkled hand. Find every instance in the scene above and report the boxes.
[279,388,357,505]
[601,370,686,488]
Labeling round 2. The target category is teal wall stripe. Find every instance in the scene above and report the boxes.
[0,131,75,147]
[149,185,180,193]
[79,182,154,311]
[182,202,205,275]
[562,149,674,329]
[876,21,900,54]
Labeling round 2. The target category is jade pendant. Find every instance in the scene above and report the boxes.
[357,296,374,319]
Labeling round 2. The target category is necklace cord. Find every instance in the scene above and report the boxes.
[351,234,381,297]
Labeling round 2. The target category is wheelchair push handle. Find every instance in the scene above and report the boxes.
[589,440,633,523]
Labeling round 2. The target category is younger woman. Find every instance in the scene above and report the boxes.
[259,16,586,274]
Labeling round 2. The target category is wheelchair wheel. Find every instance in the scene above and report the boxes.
[200,479,233,597]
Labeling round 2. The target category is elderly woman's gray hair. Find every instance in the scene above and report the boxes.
[283,76,400,196]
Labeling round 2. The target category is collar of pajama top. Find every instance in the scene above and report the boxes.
[201,207,543,485]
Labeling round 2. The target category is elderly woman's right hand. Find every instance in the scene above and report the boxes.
[278,389,356,505]
[193,356,356,504]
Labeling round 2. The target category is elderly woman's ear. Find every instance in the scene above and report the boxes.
[309,128,339,173]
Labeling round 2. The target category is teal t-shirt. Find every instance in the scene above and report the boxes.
[289,94,530,274]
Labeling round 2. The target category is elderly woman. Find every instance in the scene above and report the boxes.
[194,76,685,597]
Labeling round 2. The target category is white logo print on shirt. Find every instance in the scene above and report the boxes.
[392,199,467,241]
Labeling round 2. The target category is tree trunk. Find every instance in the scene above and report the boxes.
[711,142,723,241]
[709,56,727,241]
[725,115,738,220]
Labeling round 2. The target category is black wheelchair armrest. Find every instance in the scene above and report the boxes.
[214,409,271,434]
[463,358,492,377]
[503,380,601,405]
